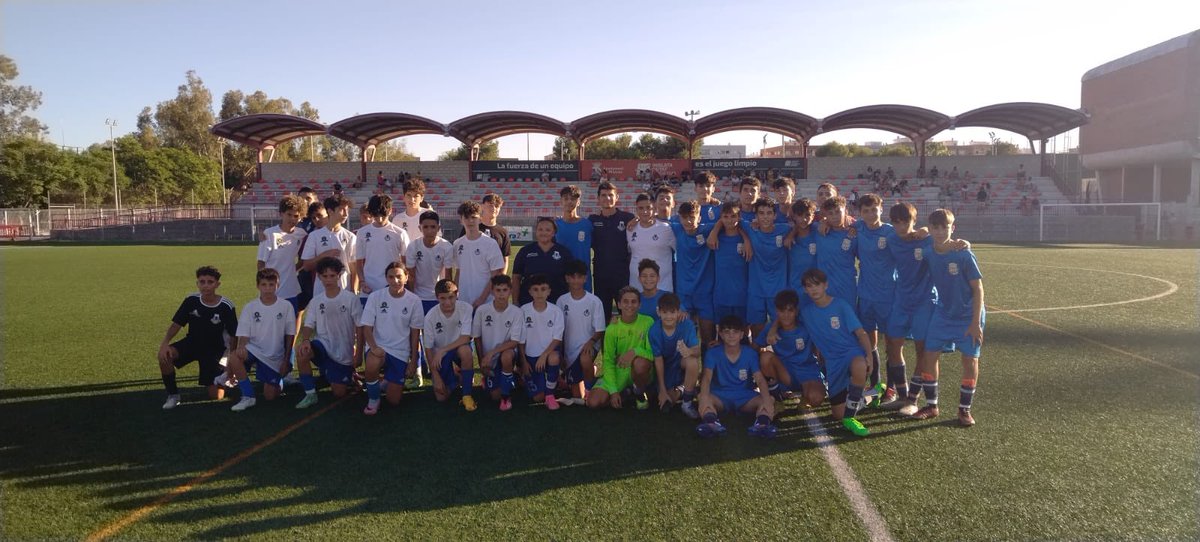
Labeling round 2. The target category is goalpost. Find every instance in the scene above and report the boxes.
[1039,202,1161,242]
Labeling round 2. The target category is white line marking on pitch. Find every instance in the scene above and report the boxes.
[802,412,896,542]
[983,262,1179,313]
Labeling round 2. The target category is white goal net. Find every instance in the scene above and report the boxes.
[1039,202,1161,242]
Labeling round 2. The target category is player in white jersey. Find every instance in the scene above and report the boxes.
[395,178,432,243]
[451,201,505,308]
[301,194,358,293]
[294,257,363,408]
[626,193,676,291]
[355,195,410,304]
[256,195,308,313]
[556,260,606,403]
[228,268,297,411]
[360,262,425,415]
[473,274,523,411]
[423,279,478,411]
[519,274,566,410]
[404,210,454,314]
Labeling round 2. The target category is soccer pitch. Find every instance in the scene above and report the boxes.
[1,244,1197,540]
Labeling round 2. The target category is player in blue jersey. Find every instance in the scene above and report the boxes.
[670,200,716,345]
[784,199,819,310]
[757,289,823,410]
[800,269,874,437]
[853,193,897,402]
[736,177,761,222]
[707,202,752,326]
[649,293,702,418]
[914,209,985,427]
[815,196,859,305]
[694,171,723,225]
[636,258,666,324]
[589,181,636,318]
[740,197,791,335]
[555,185,594,290]
[654,185,677,223]
[771,177,796,224]
[695,315,777,438]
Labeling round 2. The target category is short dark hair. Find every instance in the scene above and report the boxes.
[720,201,741,215]
[256,268,280,284]
[617,285,641,304]
[482,192,504,206]
[890,202,917,223]
[597,181,617,195]
[306,201,324,219]
[419,210,440,224]
[526,273,550,288]
[637,258,660,275]
[324,194,352,212]
[457,200,481,218]
[753,197,777,212]
[774,289,800,310]
[929,208,955,227]
[821,196,847,211]
[817,182,838,195]
[718,314,746,331]
[801,268,828,287]
[678,200,699,217]
[385,261,406,275]
[195,266,221,280]
[434,278,458,295]
[635,192,653,204]
[694,171,716,186]
[771,177,796,191]
[564,259,588,277]
[490,274,512,288]
[279,195,304,214]
[367,195,393,218]
[738,177,761,191]
[559,185,581,199]
[298,186,316,197]
[657,292,681,312]
[791,198,817,217]
[402,178,426,195]
[859,193,882,207]
[315,256,344,275]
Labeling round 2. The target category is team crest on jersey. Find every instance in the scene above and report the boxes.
[736,242,744,255]
[652,234,659,241]
[830,316,841,329]
[415,251,424,262]
[435,322,444,334]
[474,248,481,256]
[795,338,805,350]
[583,309,591,317]
[505,320,512,328]
[339,305,347,313]
[695,234,704,245]
[914,248,924,261]
[551,251,562,260]
[380,302,389,314]
[775,235,783,247]
[577,231,586,242]
[563,305,570,315]
[617,221,626,231]
[738,369,748,381]
[525,317,534,328]
[707,208,716,220]
[401,307,409,315]
[808,243,817,255]
[485,315,494,326]
[276,312,283,320]
[877,237,887,249]
[434,253,442,263]
[384,234,391,241]
[630,231,638,242]
[364,232,372,241]
[841,238,852,251]
[457,245,465,255]
[253,311,262,322]
[210,314,221,325]
[319,303,326,314]
[547,319,555,327]
[320,237,329,247]
[948,262,959,275]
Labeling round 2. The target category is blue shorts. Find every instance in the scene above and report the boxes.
[660,354,684,390]
[382,352,409,384]
[822,350,864,396]
[248,353,283,389]
[857,298,893,334]
[285,296,301,315]
[310,340,354,386]
[359,296,368,308]
[711,387,759,413]
[924,311,986,358]
[746,295,776,326]
[680,291,715,321]
[562,358,585,385]
[714,304,747,322]
[522,352,561,396]
[434,350,464,389]
[783,360,824,391]
[886,299,935,341]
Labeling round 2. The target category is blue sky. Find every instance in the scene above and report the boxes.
[4,0,1198,160]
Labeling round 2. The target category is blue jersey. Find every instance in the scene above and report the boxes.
[801,297,865,362]
[742,221,791,298]
[740,209,757,223]
[699,202,722,225]
[754,323,815,369]
[555,217,593,288]
[588,210,635,286]
[639,289,666,324]
[788,228,819,307]
[816,228,858,303]
[774,204,791,224]
[512,242,575,306]
[712,232,749,306]
[888,233,936,307]
[927,247,982,322]
[856,222,897,303]
[671,222,715,296]
[649,318,699,361]
[704,344,760,392]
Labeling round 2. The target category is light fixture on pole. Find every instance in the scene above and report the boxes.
[105,118,120,211]
[684,110,700,122]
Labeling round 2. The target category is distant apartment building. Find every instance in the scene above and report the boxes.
[700,144,747,159]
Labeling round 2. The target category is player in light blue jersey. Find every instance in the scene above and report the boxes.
[649,293,701,418]
[696,315,777,438]
[736,177,760,222]
[800,269,874,437]
[771,177,796,225]
[757,289,823,411]
[555,184,594,291]
[693,171,723,225]
[741,197,791,335]
[671,200,716,346]
[707,202,753,325]
[636,259,667,325]
[785,199,819,311]
[815,196,858,305]
[853,193,896,402]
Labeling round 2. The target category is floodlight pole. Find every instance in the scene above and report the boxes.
[105,119,120,211]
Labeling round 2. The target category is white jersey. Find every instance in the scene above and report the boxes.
[355,222,410,298]
[450,234,505,305]
[519,302,565,358]
[404,236,454,301]
[360,288,424,361]
[422,300,474,350]
[472,302,523,353]
[556,292,606,364]
[256,225,307,300]
[394,207,428,244]
[301,226,357,291]
[303,288,362,366]
[236,297,297,373]
[627,219,676,291]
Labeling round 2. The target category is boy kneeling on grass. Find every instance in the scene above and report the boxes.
[228,268,297,412]
[695,314,777,438]
[157,266,238,410]
[294,257,363,409]
[799,268,874,437]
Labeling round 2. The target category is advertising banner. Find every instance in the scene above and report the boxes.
[581,159,691,182]
[470,161,580,183]
[691,158,807,180]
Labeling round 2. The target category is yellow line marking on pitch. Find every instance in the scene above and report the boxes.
[984,262,1179,314]
[85,396,349,541]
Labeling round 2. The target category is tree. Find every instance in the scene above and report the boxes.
[994,141,1019,155]
[551,137,579,160]
[0,55,48,141]
[814,141,849,157]
[135,107,159,148]
[153,70,216,157]
[0,138,73,207]
[582,134,638,159]
[924,140,950,156]
[844,143,876,157]
[376,139,418,161]
[631,134,701,159]
[439,140,499,161]
[879,144,913,157]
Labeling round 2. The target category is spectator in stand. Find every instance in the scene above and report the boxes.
[886,166,895,181]
[352,176,364,189]
[930,166,940,180]
[376,171,387,190]
[333,183,345,197]
[949,166,960,181]
[976,184,990,212]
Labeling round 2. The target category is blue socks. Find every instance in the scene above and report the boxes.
[869,350,881,388]
[461,369,475,396]
[545,364,560,391]
[366,380,381,402]
[300,373,316,392]
[500,371,514,398]
[755,414,770,425]
[887,363,908,399]
[959,379,976,410]
[906,373,923,402]
[922,374,939,405]
[238,378,255,398]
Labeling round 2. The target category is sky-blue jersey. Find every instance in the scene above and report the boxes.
[671,222,715,295]
[788,228,819,307]
[888,233,937,307]
[754,323,815,369]
[555,217,593,287]
[774,204,791,224]
[816,228,858,303]
[712,231,749,306]
[699,202,722,225]
[927,247,983,322]
[704,344,760,392]
[740,209,757,223]
[801,297,865,362]
[649,318,699,361]
[742,220,791,298]
[639,289,666,324]
[856,222,897,303]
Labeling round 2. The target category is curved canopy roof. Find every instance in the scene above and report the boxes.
[953,102,1089,141]
[694,107,819,141]
[572,109,691,143]
[327,113,446,148]
[210,114,326,148]
[447,111,568,145]
[820,105,951,141]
